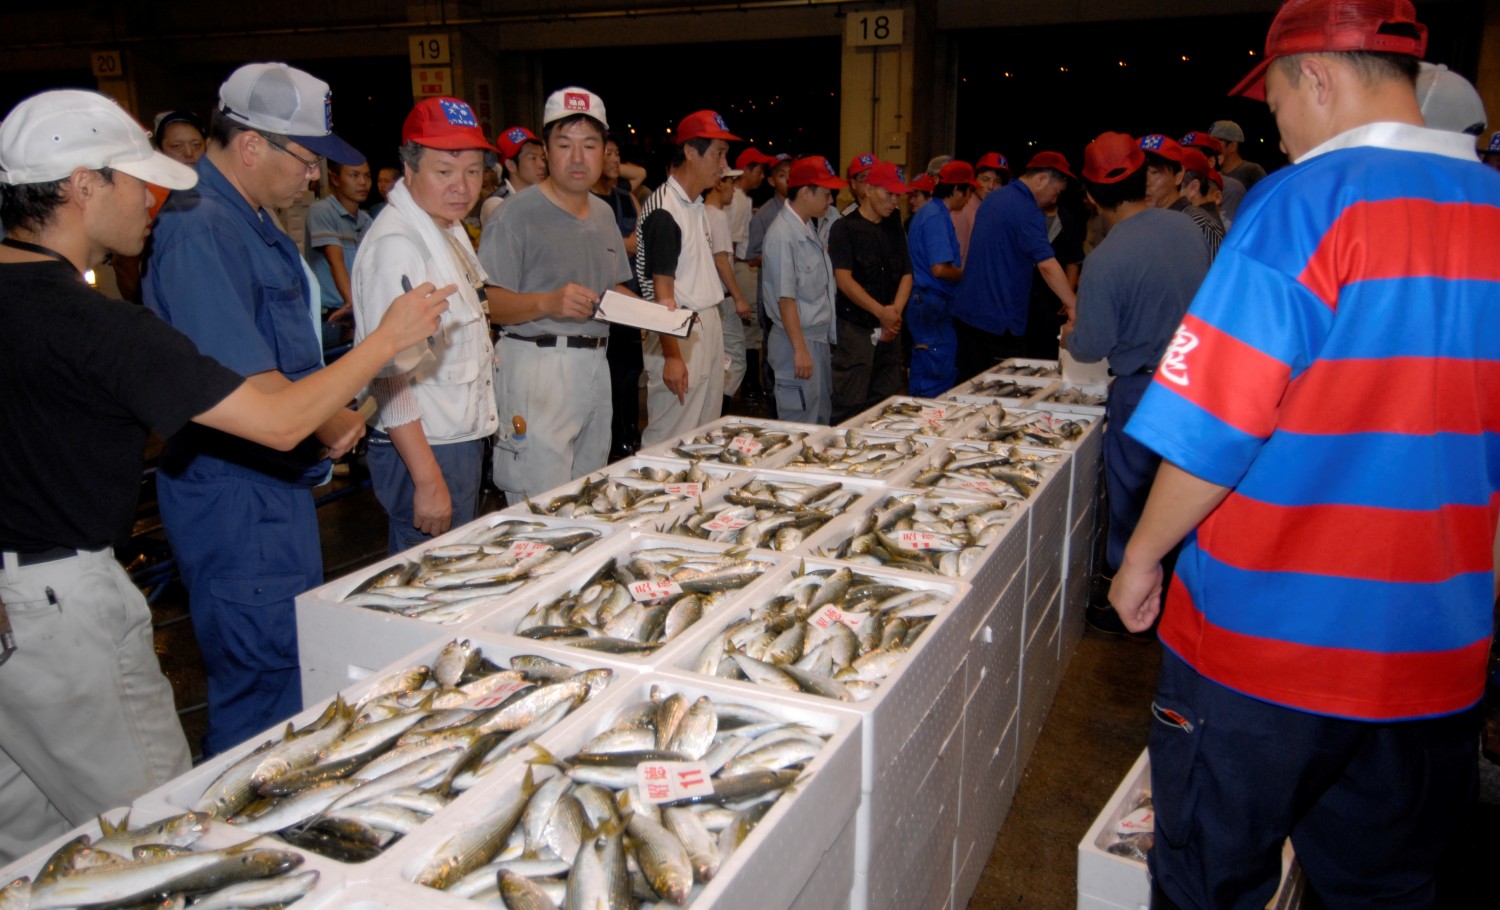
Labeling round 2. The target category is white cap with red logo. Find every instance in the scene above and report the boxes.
[542,87,609,131]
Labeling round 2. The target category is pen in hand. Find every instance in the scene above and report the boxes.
[402,274,437,348]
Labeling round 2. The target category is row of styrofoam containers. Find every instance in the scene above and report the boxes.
[773,426,948,486]
[635,414,821,469]
[295,512,627,705]
[495,455,746,528]
[840,394,998,440]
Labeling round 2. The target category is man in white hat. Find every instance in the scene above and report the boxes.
[479,86,634,502]
[0,88,447,863]
[143,62,379,756]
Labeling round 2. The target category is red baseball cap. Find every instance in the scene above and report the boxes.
[937,160,979,188]
[1082,132,1145,184]
[495,125,539,162]
[1138,134,1186,164]
[1230,0,1428,101]
[976,151,1011,173]
[402,98,496,152]
[848,152,879,178]
[910,174,937,193]
[676,110,740,144]
[1024,151,1076,180]
[1179,131,1224,155]
[735,148,777,170]
[864,161,911,193]
[1180,148,1217,177]
[788,155,848,190]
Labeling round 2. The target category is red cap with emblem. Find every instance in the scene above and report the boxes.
[676,110,740,143]
[788,156,848,189]
[1230,0,1427,101]
[402,97,496,151]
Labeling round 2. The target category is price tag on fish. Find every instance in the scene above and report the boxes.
[463,679,533,710]
[919,406,946,427]
[1115,807,1154,835]
[895,530,941,550]
[728,436,763,456]
[505,541,553,563]
[638,760,716,805]
[810,604,867,632]
[702,513,751,532]
[957,479,1000,494]
[628,578,685,602]
[663,482,703,497]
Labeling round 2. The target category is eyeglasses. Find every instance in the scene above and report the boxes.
[258,132,323,173]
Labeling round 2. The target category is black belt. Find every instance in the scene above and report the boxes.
[12,547,80,567]
[504,333,607,349]
[1108,366,1154,377]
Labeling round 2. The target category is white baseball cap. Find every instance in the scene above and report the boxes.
[542,87,609,131]
[0,89,197,189]
[1416,62,1487,136]
[218,62,364,164]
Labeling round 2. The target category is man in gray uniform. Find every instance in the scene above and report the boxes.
[480,87,633,502]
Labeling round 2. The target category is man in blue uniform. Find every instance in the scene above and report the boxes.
[145,62,368,756]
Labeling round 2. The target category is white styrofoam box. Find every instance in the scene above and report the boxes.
[0,806,347,906]
[809,486,1027,629]
[662,557,972,792]
[865,716,964,910]
[840,395,992,440]
[635,415,817,468]
[475,533,790,670]
[961,703,1020,864]
[1027,514,1066,641]
[137,631,637,878]
[388,674,862,910]
[992,357,1062,380]
[962,407,1099,455]
[1078,748,1152,910]
[788,811,858,910]
[296,513,624,706]
[1019,586,1063,770]
[496,456,743,528]
[291,879,448,910]
[947,373,1059,408]
[921,440,1071,525]
[775,426,946,486]
[965,572,1025,708]
[649,466,886,556]
[1060,347,1110,385]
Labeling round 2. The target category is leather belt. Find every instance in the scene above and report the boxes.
[503,333,608,350]
[13,547,79,567]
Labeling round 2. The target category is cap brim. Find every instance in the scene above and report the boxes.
[293,131,366,166]
[114,152,198,191]
[1229,58,1272,101]
[795,177,848,190]
[868,179,911,194]
[683,130,742,143]
[723,169,745,178]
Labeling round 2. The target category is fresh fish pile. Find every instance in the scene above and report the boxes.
[188,641,613,862]
[965,376,1049,400]
[669,422,806,466]
[522,464,724,524]
[852,399,985,436]
[963,408,1089,448]
[1,810,318,910]
[912,443,1064,499]
[820,493,1013,577]
[665,478,862,551]
[413,687,826,907]
[1038,385,1107,407]
[339,521,607,624]
[512,548,773,654]
[995,361,1060,378]
[780,430,931,477]
[1104,791,1154,862]
[691,566,952,702]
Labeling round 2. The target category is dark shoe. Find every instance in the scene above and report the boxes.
[1085,604,1156,641]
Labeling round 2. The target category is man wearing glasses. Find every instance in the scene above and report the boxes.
[144,62,367,757]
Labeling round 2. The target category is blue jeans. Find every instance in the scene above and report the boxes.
[905,290,957,398]
[367,434,485,555]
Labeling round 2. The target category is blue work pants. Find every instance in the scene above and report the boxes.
[367,434,484,555]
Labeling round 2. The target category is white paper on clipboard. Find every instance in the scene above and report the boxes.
[596,289,696,338]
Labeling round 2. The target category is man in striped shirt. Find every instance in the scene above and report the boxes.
[1109,1,1500,906]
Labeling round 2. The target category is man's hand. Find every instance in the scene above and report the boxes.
[314,407,365,460]
[663,355,689,403]
[548,283,599,321]
[793,348,813,380]
[374,281,454,351]
[413,476,453,537]
[879,326,899,344]
[734,297,751,320]
[1108,558,1164,632]
[328,304,354,326]
[658,296,680,312]
[877,306,901,336]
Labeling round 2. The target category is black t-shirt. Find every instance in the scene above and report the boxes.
[827,211,912,328]
[0,261,243,552]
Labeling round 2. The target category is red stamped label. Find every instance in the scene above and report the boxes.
[628,578,685,602]
[702,513,751,532]
[728,437,763,456]
[663,482,703,497]
[638,761,715,804]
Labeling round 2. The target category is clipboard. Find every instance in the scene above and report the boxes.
[595,289,696,338]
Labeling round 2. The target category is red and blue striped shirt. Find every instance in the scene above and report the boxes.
[1127,123,1500,721]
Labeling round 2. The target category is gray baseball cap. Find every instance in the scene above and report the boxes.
[218,63,364,165]
[1209,120,1245,144]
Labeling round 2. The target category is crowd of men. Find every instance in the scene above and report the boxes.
[4,1,1500,906]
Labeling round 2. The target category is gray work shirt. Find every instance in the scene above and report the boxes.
[760,203,837,345]
[478,184,632,338]
[1068,208,1208,376]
